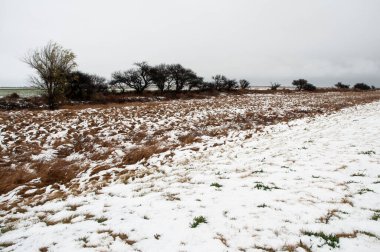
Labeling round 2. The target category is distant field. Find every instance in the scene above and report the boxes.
[0,87,42,97]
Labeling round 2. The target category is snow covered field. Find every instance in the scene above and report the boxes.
[1,92,380,196]
[1,100,379,251]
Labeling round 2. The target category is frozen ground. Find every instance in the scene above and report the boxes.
[1,92,380,196]
[1,101,379,251]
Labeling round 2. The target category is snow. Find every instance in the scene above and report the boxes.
[31,149,58,161]
[1,101,380,251]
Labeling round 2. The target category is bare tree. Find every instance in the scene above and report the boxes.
[23,41,77,109]
[151,64,171,92]
[188,76,204,91]
[91,74,108,93]
[134,62,154,91]
[239,79,250,89]
[212,75,237,91]
[110,71,128,93]
[212,75,227,90]
[167,64,201,91]
[225,79,238,91]
[270,82,281,90]
[111,62,154,93]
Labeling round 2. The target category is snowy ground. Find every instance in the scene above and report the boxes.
[1,101,380,251]
[2,92,380,196]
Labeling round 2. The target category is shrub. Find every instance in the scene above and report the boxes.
[335,82,350,89]
[354,83,371,90]
[239,79,250,89]
[303,83,317,91]
[303,231,340,248]
[292,79,308,91]
[224,79,238,91]
[65,71,94,100]
[270,82,281,90]
[210,182,222,188]
[212,75,227,91]
[212,75,238,91]
[65,71,108,101]
[5,92,20,99]
[190,216,207,228]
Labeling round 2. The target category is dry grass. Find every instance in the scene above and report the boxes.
[0,242,15,248]
[97,229,136,245]
[318,209,340,224]
[282,240,312,252]
[122,145,169,165]
[1,91,379,203]
[214,233,229,247]
[178,133,202,145]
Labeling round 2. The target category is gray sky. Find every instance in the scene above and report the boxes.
[1,0,380,87]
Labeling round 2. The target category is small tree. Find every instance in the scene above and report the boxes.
[111,62,154,93]
[224,79,238,91]
[353,83,371,90]
[109,72,128,93]
[151,64,170,92]
[239,79,250,89]
[167,64,201,91]
[270,82,281,90]
[134,62,155,91]
[66,71,93,100]
[292,79,308,91]
[188,76,204,91]
[91,75,108,93]
[335,82,350,89]
[65,72,108,100]
[23,41,77,109]
[212,75,227,91]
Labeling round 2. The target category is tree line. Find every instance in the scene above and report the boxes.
[22,42,377,109]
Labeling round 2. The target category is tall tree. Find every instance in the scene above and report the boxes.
[23,41,77,109]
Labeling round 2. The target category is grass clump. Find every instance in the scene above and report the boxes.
[210,182,222,188]
[351,172,365,177]
[371,213,380,221]
[95,217,108,223]
[190,216,207,228]
[357,188,374,195]
[358,150,376,155]
[254,182,280,191]
[257,203,268,208]
[0,225,15,234]
[303,231,340,248]
[0,242,15,248]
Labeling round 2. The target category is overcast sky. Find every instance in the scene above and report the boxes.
[1,0,380,87]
